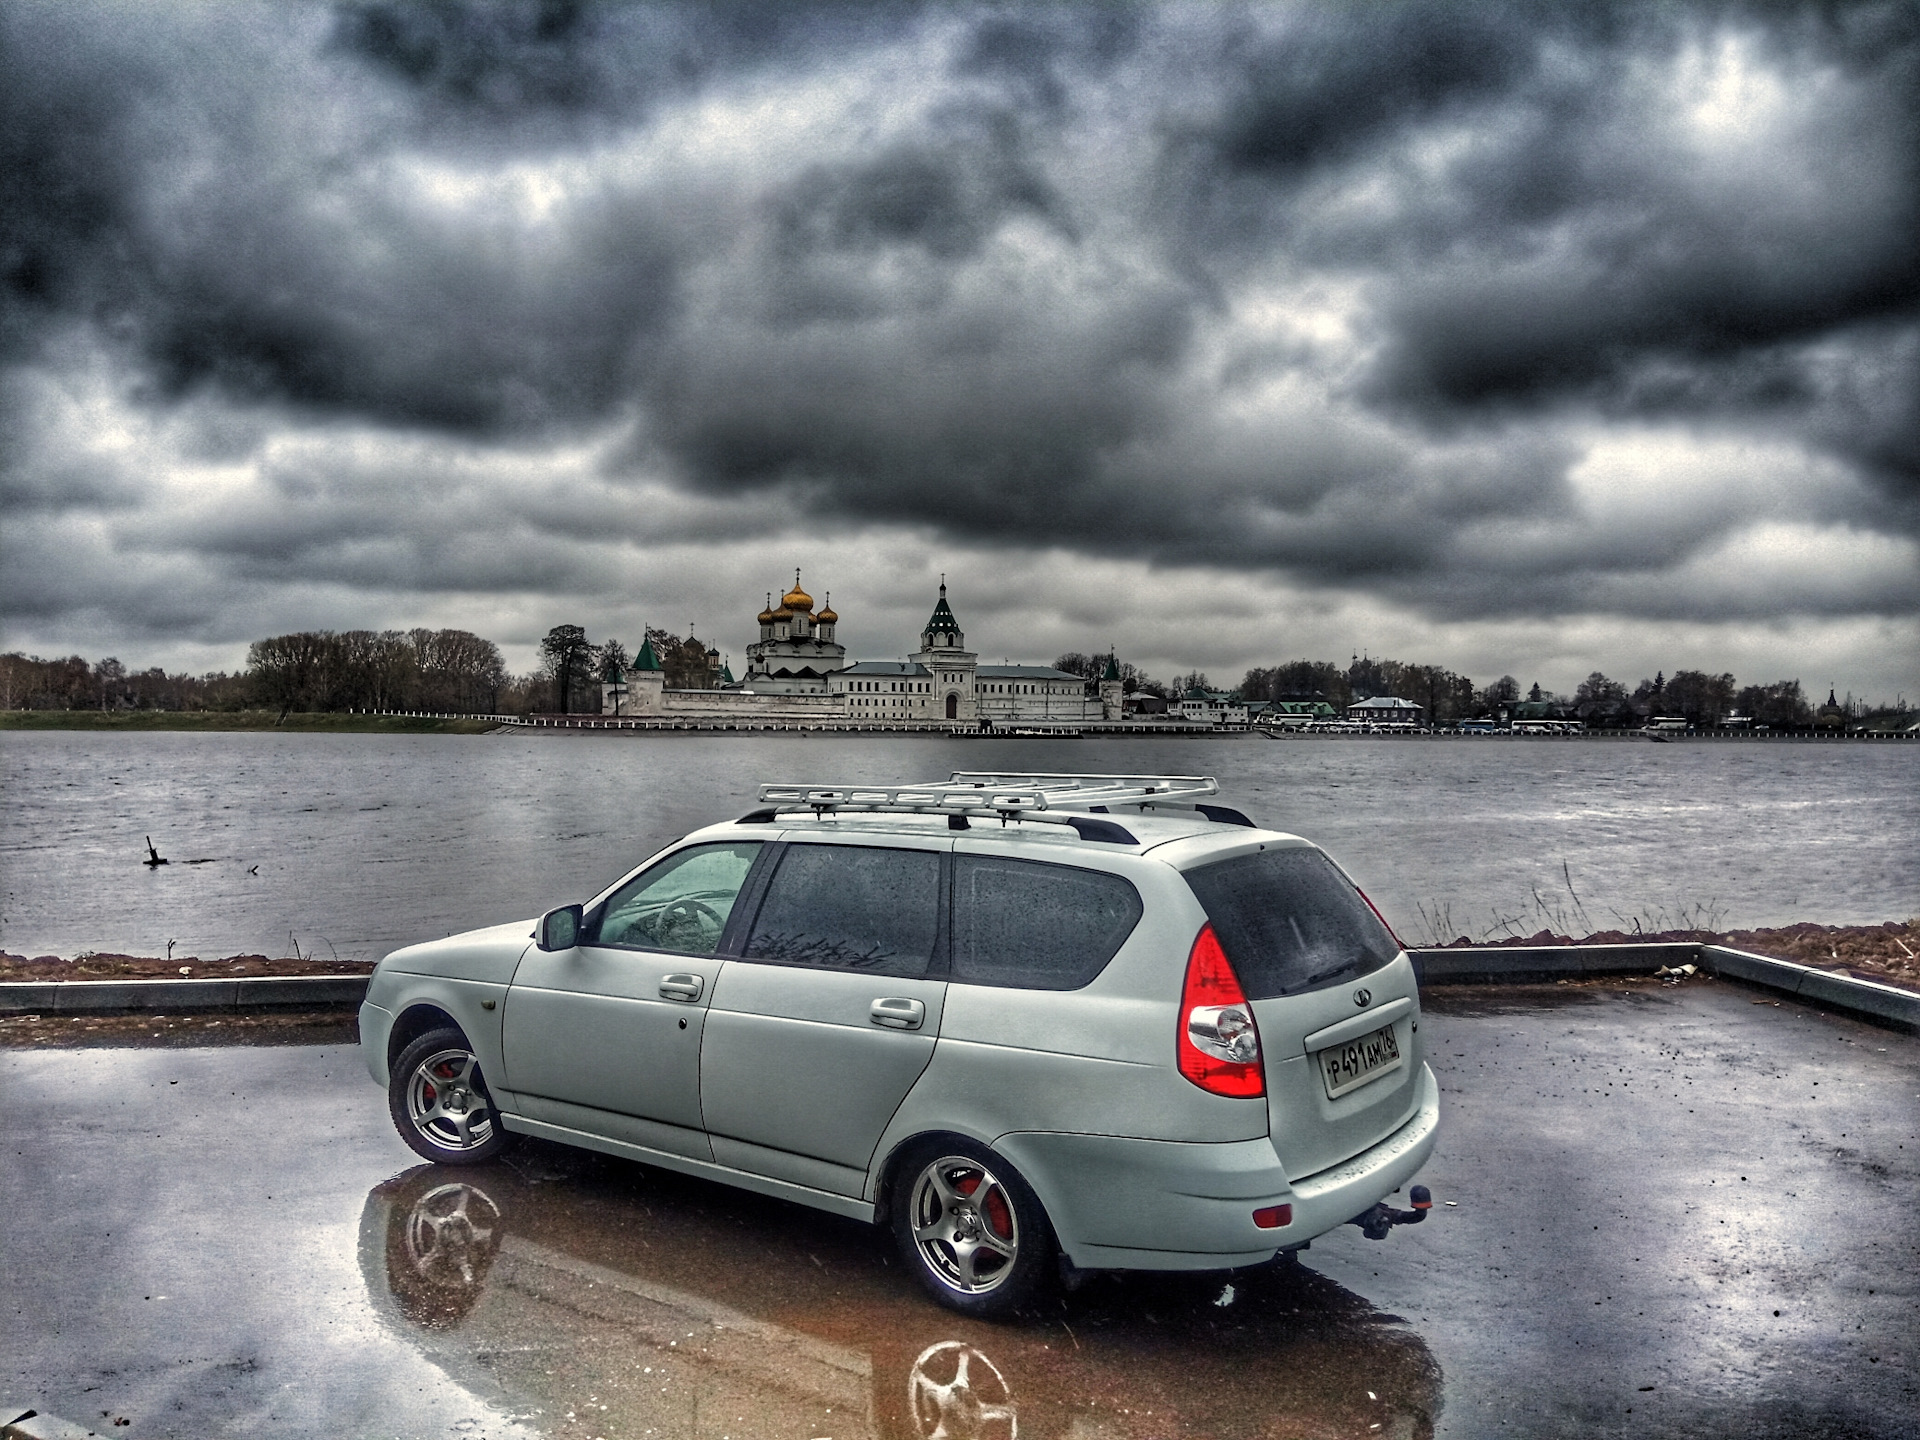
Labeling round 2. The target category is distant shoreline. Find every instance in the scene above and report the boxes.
[2,709,1911,740]
[0,710,494,734]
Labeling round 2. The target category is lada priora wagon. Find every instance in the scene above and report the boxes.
[360,772,1439,1315]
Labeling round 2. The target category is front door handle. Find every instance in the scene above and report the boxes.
[660,973,704,1002]
[870,997,925,1030]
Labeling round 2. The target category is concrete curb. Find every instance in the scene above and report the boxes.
[1412,942,1919,1034]
[0,974,368,1015]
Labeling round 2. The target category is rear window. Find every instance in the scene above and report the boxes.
[951,855,1142,991]
[742,844,940,977]
[1181,847,1399,1000]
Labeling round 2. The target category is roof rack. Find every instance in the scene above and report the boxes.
[756,772,1220,825]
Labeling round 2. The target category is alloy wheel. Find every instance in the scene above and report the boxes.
[405,1046,497,1152]
[909,1155,1021,1295]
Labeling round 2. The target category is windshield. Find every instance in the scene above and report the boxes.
[1181,846,1399,999]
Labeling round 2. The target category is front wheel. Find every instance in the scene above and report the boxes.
[389,1027,514,1164]
[890,1138,1055,1316]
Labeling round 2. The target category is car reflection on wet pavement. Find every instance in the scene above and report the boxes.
[361,1151,1439,1440]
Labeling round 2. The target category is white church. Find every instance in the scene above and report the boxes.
[604,574,1122,725]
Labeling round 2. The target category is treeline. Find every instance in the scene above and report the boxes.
[248,629,511,717]
[4,621,744,719]
[1241,659,1481,721]
[1237,657,1836,728]
[0,652,250,712]
[1528,670,1817,727]
[537,624,724,713]
[1053,652,1165,696]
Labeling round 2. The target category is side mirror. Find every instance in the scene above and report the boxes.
[537,904,583,952]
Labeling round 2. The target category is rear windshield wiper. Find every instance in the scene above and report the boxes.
[1287,958,1362,993]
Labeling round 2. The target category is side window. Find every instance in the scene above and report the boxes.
[588,843,762,955]
[742,845,940,977]
[951,855,1142,991]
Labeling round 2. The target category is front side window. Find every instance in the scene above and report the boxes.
[588,842,762,955]
[951,856,1142,990]
[1182,846,1398,999]
[743,844,940,976]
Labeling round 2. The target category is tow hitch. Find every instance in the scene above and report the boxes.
[1348,1185,1432,1240]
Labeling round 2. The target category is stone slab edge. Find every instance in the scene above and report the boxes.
[1700,944,1920,1031]
[1412,943,1698,982]
[3,1407,103,1439]
[1412,943,1918,1033]
[0,974,368,1015]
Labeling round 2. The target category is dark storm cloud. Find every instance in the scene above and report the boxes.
[1266,3,1920,492]
[1213,0,1550,180]
[1,0,1916,668]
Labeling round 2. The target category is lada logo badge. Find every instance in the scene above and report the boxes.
[1353,988,1372,1007]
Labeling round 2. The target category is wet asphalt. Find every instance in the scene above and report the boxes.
[3,979,1915,1440]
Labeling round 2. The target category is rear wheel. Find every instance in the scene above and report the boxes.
[389,1027,513,1164]
[890,1138,1054,1316]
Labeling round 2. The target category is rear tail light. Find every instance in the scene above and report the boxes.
[1178,923,1265,1097]
[1356,887,1404,949]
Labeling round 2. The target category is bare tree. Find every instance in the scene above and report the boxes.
[540,625,594,714]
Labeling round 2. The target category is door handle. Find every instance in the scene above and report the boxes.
[659,973,704,1002]
[870,997,925,1030]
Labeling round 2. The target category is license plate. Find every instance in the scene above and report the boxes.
[1318,1023,1403,1099]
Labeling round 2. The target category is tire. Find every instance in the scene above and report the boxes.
[890,1137,1055,1316]
[388,1027,514,1165]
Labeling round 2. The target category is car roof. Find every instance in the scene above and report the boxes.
[686,809,1308,859]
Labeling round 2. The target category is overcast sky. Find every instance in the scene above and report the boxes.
[4,0,1916,698]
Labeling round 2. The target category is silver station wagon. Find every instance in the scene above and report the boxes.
[360,772,1439,1315]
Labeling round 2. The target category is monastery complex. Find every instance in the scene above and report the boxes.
[601,575,1123,727]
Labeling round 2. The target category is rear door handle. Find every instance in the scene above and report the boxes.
[870,997,925,1030]
[659,973,704,1002]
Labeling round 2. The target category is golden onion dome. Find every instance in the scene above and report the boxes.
[758,594,777,625]
[781,569,813,612]
[816,592,838,624]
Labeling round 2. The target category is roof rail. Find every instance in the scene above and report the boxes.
[755,772,1220,827]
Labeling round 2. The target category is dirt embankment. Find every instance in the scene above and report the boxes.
[0,952,375,981]
[1434,920,1920,993]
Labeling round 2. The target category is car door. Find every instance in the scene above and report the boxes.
[502,840,767,1161]
[699,838,949,1197]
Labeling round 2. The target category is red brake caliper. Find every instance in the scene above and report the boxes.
[983,1188,1013,1240]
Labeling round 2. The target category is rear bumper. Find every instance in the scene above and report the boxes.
[995,1062,1440,1271]
[1286,1062,1440,1239]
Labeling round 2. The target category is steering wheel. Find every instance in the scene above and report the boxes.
[655,897,723,948]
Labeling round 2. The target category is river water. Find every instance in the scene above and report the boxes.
[1,730,1913,962]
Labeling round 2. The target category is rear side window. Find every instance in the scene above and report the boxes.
[743,844,940,977]
[951,855,1143,991]
[1182,847,1398,1000]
